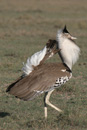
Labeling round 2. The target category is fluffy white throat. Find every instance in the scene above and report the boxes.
[57,30,80,70]
[22,46,47,75]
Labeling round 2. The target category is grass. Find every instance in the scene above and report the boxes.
[0,0,87,129]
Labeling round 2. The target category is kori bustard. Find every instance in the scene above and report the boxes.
[6,26,80,119]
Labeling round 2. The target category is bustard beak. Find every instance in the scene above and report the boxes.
[71,36,77,40]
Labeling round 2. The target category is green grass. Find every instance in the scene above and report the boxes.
[0,0,87,129]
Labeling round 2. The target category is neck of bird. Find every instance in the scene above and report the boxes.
[57,33,80,70]
[58,51,73,70]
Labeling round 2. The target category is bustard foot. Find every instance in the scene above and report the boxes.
[44,106,63,119]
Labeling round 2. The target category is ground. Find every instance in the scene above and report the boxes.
[0,0,87,130]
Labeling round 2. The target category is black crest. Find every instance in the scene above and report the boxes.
[63,25,69,33]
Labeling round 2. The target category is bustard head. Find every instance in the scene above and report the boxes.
[57,26,80,70]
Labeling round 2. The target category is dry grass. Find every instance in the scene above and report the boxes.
[0,0,87,130]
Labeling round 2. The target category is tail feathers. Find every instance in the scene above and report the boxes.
[22,46,47,76]
[6,76,23,92]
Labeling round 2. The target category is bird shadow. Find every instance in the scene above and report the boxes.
[0,112,10,118]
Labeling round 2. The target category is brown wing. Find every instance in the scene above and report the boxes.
[6,63,71,101]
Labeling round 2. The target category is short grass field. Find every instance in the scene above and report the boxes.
[0,0,87,130]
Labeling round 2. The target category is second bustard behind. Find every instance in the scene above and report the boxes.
[6,26,80,119]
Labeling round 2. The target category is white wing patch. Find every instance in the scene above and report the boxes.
[61,69,66,72]
[22,46,47,75]
[34,90,44,94]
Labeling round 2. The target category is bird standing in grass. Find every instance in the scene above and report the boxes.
[6,26,80,119]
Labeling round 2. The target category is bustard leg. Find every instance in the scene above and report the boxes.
[44,89,63,119]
